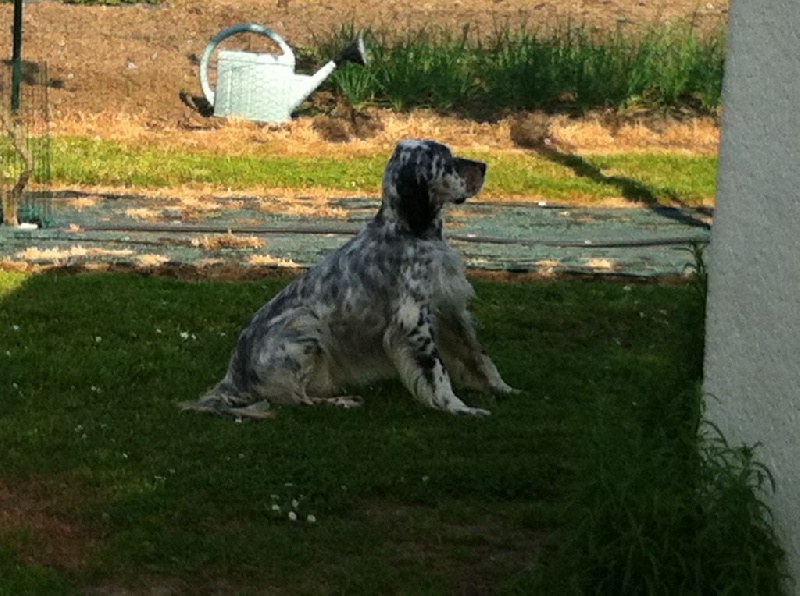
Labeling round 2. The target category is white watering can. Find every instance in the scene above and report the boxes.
[199,23,367,123]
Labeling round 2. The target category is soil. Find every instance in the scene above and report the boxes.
[0,476,105,570]
[2,0,728,155]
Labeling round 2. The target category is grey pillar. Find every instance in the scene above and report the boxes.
[704,0,800,586]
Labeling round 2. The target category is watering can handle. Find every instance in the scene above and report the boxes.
[199,23,295,107]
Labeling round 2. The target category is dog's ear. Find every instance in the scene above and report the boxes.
[456,158,487,197]
[394,161,438,237]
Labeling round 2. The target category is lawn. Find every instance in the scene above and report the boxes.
[51,137,718,205]
[0,270,783,593]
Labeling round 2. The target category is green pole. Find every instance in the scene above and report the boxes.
[11,0,23,113]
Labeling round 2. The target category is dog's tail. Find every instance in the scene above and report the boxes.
[178,390,229,415]
[179,381,274,419]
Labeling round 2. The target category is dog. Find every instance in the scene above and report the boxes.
[180,139,516,419]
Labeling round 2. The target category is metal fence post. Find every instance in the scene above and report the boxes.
[10,0,23,113]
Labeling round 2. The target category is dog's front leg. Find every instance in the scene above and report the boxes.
[436,310,518,397]
[384,304,490,416]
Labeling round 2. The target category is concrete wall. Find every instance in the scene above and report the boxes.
[704,0,800,587]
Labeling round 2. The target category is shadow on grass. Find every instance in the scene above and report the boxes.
[0,270,782,595]
[508,111,713,227]
[0,271,570,593]
[539,147,713,229]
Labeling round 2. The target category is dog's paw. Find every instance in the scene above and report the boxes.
[452,405,492,416]
[225,401,277,420]
[309,396,364,408]
[492,381,522,398]
[333,396,364,408]
[179,398,230,414]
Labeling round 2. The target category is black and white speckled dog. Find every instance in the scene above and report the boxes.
[181,139,516,419]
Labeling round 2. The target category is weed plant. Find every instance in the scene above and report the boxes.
[510,390,788,595]
[503,254,787,595]
[315,20,726,116]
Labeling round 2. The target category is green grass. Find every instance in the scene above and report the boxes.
[313,21,726,116]
[50,137,386,191]
[484,152,717,204]
[0,270,785,593]
[52,137,717,204]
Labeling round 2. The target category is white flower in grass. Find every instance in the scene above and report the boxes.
[306,514,317,524]
[11,325,19,332]
[180,331,190,340]
[271,503,280,512]
[288,511,297,522]
[291,499,299,509]
[95,336,102,343]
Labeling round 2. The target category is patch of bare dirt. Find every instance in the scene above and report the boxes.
[0,477,105,570]
[2,0,727,156]
[361,499,553,595]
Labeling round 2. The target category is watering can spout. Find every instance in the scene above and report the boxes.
[335,35,368,67]
[287,35,368,112]
[286,61,337,113]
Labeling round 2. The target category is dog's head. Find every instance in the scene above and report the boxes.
[380,139,486,237]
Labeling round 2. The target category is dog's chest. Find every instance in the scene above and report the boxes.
[406,240,474,312]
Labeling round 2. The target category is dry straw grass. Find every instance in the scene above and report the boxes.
[15,246,135,261]
[124,208,162,221]
[136,254,171,267]
[191,234,265,250]
[53,183,356,219]
[53,108,720,157]
[246,254,299,268]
